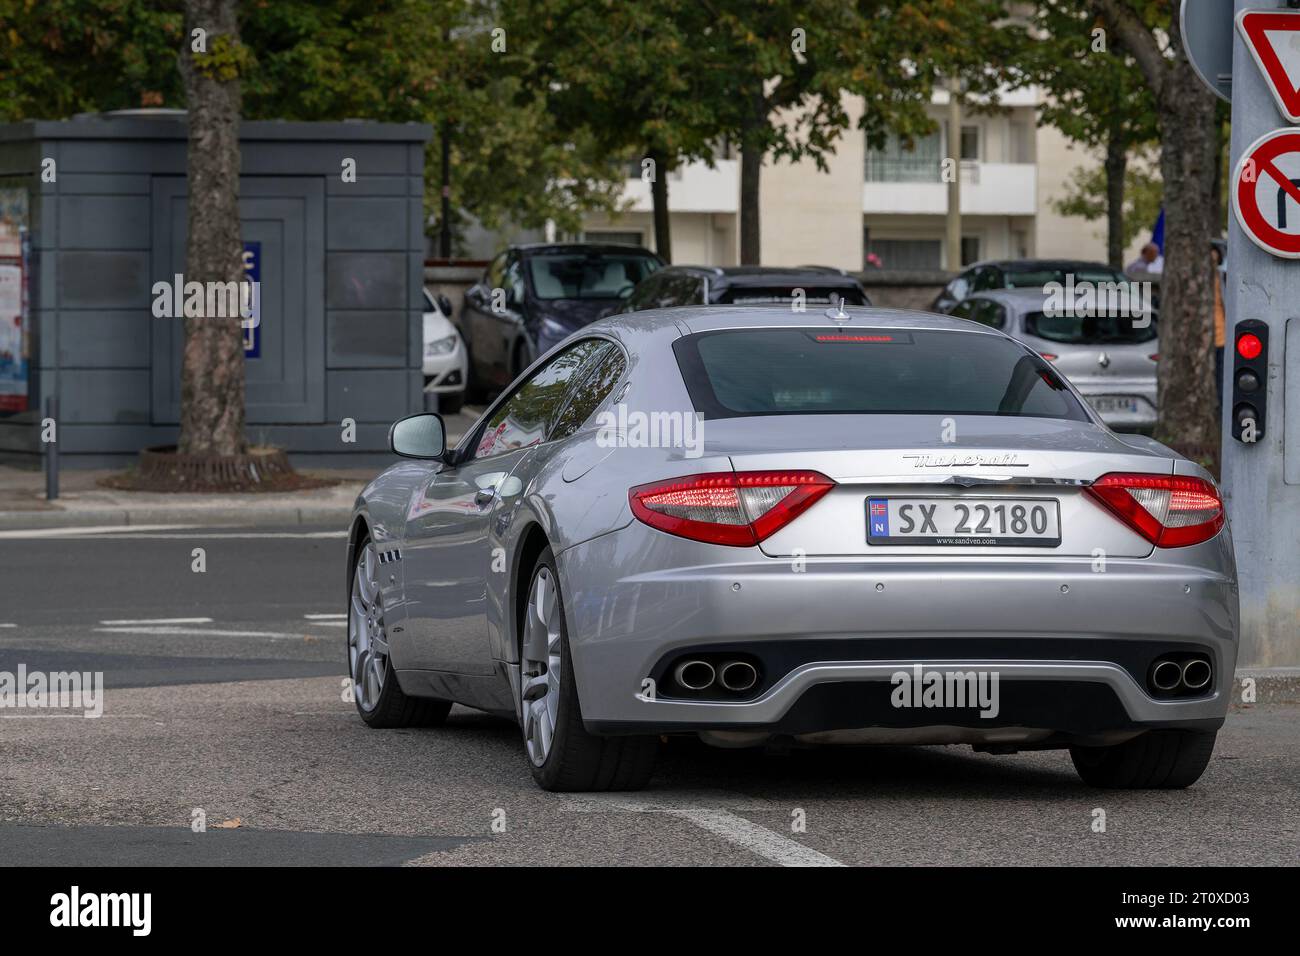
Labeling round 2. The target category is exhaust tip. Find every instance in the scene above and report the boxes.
[719,660,759,692]
[1182,659,1212,691]
[673,659,716,691]
[1150,659,1182,692]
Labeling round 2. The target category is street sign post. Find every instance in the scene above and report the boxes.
[1182,0,1234,102]
[1232,127,1300,258]
[1237,8,1300,122]
[1221,0,1300,668]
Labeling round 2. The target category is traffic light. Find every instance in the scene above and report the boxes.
[1231,319,1268,443]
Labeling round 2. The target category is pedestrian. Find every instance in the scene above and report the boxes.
[1127,242,1164,275]
[1212,245,1226,414]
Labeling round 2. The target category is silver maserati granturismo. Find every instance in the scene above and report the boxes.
[346,306,1236,792]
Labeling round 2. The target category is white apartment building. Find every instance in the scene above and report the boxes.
[579,88,1125,271]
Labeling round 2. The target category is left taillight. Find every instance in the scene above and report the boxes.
[629,471,835,546]
[1084,472,1224,548]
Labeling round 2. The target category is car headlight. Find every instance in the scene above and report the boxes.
[424,333,458,357]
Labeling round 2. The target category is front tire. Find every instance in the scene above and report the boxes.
[520,547,658,791]
[1069,730,1217,789]
[348,534,451,728]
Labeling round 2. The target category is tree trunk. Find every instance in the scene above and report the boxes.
[178,0,246,457]
[1154,88,1219,447]
[738,91,766,265]
[1104,134,1127,270]
[649,149,672,263]
[1090,0,1219,447]
[739,137,761,264]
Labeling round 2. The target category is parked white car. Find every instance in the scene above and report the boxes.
[423,289,467,414]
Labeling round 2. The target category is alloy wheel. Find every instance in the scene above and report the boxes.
[348,542,389,712]
[521,566,563,766]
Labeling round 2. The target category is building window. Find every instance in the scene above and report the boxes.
[961,235,981,267]
[865,130,942,183]
[583,230,644,247]
[864,234,943,271]
[960,125,980,162]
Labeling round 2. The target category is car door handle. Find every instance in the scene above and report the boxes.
[474,488,497,507]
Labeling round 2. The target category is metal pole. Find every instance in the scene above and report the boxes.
[1224,0,1300,666]
[44,395,58,501]
[946,78,963,271]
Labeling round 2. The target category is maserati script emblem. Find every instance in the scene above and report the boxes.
[903,453,1028,468]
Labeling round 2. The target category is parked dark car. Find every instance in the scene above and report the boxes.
[618,265,871,313]
[459,242,663,396]
[931,259,1130,314]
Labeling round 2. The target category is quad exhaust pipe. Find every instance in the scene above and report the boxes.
[719,660,759,692]
[1150,660,1183,692]
[673,659,716,691]
[1149,657,1212,695]
[1181,659,1212,691]
[671,657,761,694]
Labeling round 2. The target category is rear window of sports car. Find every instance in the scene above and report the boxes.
[673,328,1089,421]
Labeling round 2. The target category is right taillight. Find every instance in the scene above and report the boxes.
[1084,473,1224,548]
[629,470,834,546]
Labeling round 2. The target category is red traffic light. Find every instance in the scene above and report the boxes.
[1237,332,1264,360]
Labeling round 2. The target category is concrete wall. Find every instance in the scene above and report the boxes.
[0,115,430,466]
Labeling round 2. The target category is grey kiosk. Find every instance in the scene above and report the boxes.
[0,111,431,467]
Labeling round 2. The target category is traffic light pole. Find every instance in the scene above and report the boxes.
[1224,0,1300,667]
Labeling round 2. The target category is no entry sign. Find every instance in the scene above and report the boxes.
[1233,127,1300,259]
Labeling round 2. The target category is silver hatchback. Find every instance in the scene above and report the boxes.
[950,288,1159,430]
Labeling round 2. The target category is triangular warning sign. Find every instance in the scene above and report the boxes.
[1239,9,1300,123]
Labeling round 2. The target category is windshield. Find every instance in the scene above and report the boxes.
[527,253,660,300]
[1004,268,1127,288]
[718,286,868,306]
[1025,311,1157,345]
[674,328,1088,421]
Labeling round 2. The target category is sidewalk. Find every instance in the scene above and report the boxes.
[0,464,369,529]
[0,408,482,530]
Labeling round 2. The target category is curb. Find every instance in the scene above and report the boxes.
[0,504,353,530]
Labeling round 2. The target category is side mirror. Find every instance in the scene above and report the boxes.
[436,293,453,316]
[389,412,445,460]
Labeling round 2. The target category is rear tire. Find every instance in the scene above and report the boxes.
[349,533,452,729]
[521,547,658,792]
[1069,730,1217,789]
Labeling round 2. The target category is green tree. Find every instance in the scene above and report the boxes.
[1053,149,1163,254]
[512,0,734,263]
[1014,2,1159,268]
[700,0,1020,264]
[1087,0,1219,448]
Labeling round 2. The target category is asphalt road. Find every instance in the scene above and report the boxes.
[2,524,1297,866]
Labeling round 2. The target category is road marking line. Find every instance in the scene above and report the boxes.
[562,797,843,867]
[0,623,16,628]
[68,531,348,539]
[100,617,214,625]
[94,626,306,640]
[310,622,346,628]
[663,808,844,867]
[0,524,196,539]
[304,613,347,620]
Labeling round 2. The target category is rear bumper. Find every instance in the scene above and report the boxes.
[558,522,1238,741]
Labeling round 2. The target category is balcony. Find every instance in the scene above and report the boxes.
[863,161,1037,216]
[620,159,738,214]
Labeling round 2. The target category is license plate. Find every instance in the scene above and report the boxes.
[1090,396,1139,414]
[866,496,1061,547]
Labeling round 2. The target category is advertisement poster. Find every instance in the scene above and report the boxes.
[0,188,29,413]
